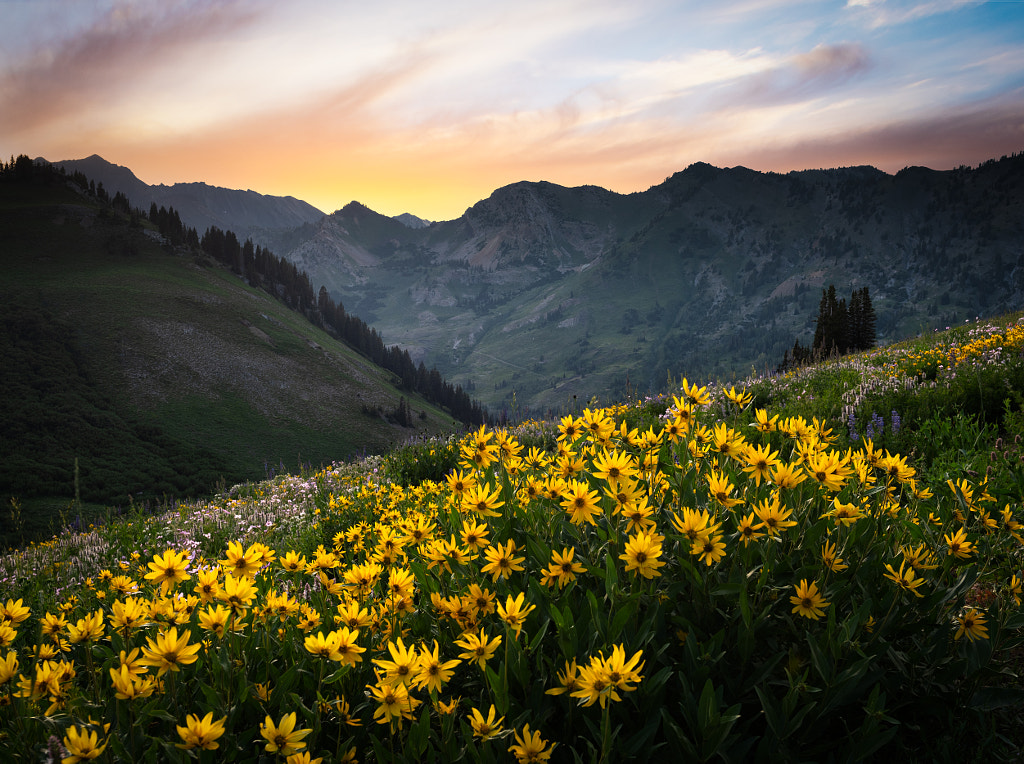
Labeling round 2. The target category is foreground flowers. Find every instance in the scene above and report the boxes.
[261,712,312,756]
[790,580,830,620]
[954,608,990,642]
[62,726,108,763]
[468,704,505,741]
[509,724,555,763]
[2,344,1021,761]
[139,626,201,675]
[176,711,227,750]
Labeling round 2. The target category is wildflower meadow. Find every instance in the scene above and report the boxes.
[2,314,1023,763]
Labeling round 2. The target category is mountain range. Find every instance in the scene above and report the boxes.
[52,154,326,244]
[52,152,1024,416]
[1,162,456,538]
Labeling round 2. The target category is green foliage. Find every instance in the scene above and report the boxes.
[383,437,462,486]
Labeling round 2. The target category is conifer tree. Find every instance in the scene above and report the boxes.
[859,287,876,349]
[848,288,863,350]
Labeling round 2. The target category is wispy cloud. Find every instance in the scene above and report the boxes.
[844,0,980,29]
[0,1,267,138]
[710,88,1024,172]
[727,43,873,107]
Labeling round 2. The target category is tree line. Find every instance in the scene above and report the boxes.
[779,285,876,371]
[2,155,489,426]
[195,227,489,426]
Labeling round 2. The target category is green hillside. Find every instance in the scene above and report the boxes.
[0,167,457,543]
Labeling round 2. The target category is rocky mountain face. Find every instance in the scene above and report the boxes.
[49,155,326,243]
[264,154,1024,416]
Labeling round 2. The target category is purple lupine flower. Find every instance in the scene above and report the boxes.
[847,411,859,443]
[890,410,901,435]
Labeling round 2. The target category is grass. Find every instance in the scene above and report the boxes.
[1,312,1022,762]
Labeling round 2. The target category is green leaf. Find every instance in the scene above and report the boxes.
[610,593,639,640]
[324,664,351,685]
[547,600,565,630]
[697,678,719,732]
[289,691,314,717]
[755,685,786,740]
[738,581,752,630]
[604,547,618,599]
[529,614,550,652]
[586,588,605,643]
[969,685,1024,711]
[805,633,832,684]
[485,664,508,716]
[409,704,432,758]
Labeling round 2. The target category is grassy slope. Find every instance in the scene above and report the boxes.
[0,179,456,542]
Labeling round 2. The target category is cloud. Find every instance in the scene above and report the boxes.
[729,43,873,107]
[709,89,1024,172]
[844,0,979,29]
[0,0,266,138]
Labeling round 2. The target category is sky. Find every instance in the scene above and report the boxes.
[1,0,1022,220]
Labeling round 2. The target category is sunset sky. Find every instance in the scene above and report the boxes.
[2,0,1022,220]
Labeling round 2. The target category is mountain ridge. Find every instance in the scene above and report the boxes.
[43,151,1024,415]
[261,153,1024,414]
[49,155,326,244]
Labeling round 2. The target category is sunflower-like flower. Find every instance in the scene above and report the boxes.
[454,629,502,670]
[540,547,586,589]
[62,725,109,763]
[945,527,973,560]
[413,640,460,694]
[468,704,506,741]
[497,592,536,639]
[790,579,829,620]
[560,479,602,526]
[508,724,555,763]
[481,540,525,582]
[883,560,926,598]
[176,711,227,750]
[620,532,666,578]
[260,712,312,756]
[139,626,201,676]
[219,541,265,579]
[367,677,421,728]
[954,607,989,642]
[144,549,192,594]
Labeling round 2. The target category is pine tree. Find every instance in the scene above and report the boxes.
[812,289,828,351]
[835,297,848,354]
[859,287,876,349]
[848,288,863,350]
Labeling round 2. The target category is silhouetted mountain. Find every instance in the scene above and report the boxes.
[49,155,325,243]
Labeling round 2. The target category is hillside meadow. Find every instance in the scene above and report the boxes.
[1,313,1023,762]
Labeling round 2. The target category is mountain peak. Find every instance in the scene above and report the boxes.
[394,212,431,229]
[338,201,378,216]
